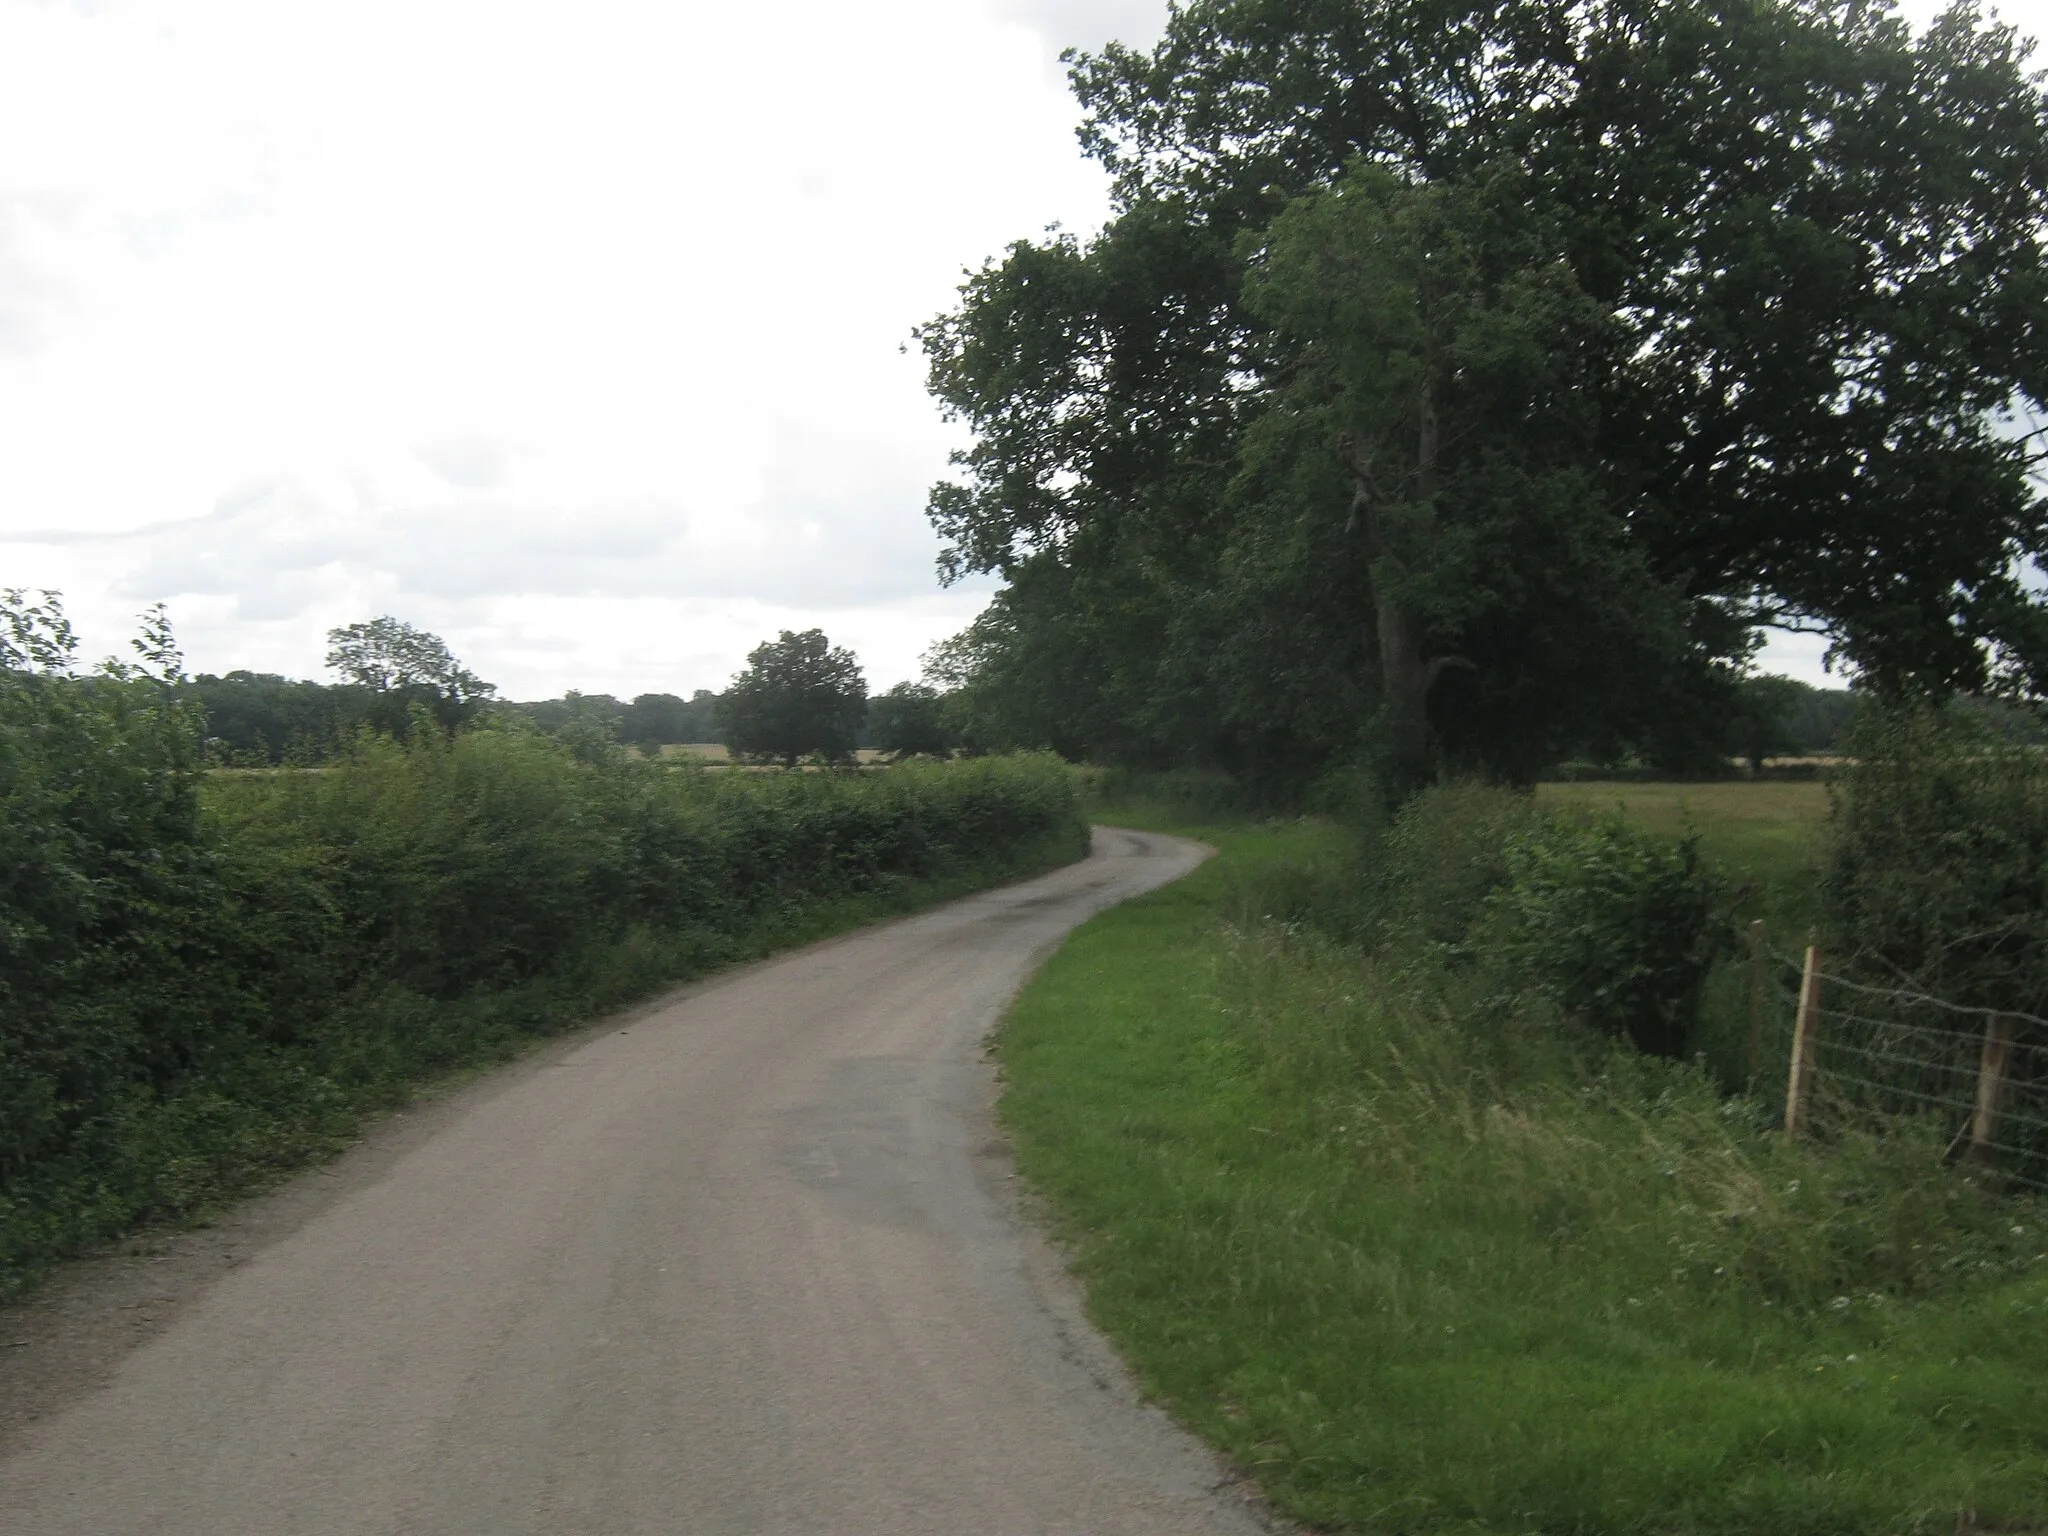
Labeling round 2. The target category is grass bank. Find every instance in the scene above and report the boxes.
[1000,812,2048,1534]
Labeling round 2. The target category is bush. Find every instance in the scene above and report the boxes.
[1359,781,1540,953]
[0,598,235,1195]
[1332,783,1727,1059]
[1483,813,1730,1057]
[1823,702,2048,1013]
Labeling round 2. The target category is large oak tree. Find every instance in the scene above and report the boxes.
[922,0,2048,786]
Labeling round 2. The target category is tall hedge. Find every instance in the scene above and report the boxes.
[1823,704,2048,1016]
[0,601,1084,1293]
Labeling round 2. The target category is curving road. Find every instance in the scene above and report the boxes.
[1,827,1275,1535]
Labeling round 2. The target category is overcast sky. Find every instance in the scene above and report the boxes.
[0,0,2034,699]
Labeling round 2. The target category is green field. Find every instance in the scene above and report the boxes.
[1000,803,2048,1534]
[1539,779,1827,932]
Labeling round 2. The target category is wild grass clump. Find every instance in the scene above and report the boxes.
[1191,916,2047,1531]
[1080,764,1252,819]
[1223,921,2035,1312]
[0,604,1085,1297]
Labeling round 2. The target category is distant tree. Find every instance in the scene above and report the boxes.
[529,691,620,731]
[614,690,725,748]
[325,616,492,698]
[502,688,728,754]
[867,681,953,759]
[546,691,625,762]
[324,616,494,732]
[719,630,866,768]
[677,689,723,742]
[619,692,688,749]
[1727,674,1811,777]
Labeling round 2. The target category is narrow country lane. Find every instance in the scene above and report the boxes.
[0,827,1274,1536]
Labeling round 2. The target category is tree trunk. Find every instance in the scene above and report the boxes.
[1347,376,1445,801]
[1374,587,1435,798]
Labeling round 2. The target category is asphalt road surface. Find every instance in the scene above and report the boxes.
[1,827,1277,1535]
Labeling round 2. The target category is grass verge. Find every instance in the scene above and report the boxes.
[1001,813,2048,1534]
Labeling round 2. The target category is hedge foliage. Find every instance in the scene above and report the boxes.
[1824,703,2048,1015]
[1219,780,1731,1059]
[1484,814,1728,1058]
[0,600,1084,1294]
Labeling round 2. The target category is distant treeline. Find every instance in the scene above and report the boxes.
[189,674,730,765]
[192,667,2048,778]
[1720,678,2045,778]
[188,672,485,765]
[191,676,965,766]
[498,689,726,750]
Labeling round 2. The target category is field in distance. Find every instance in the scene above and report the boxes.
[656,743,890,764]
[1538,778,1826,935]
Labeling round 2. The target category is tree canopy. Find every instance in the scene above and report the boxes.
[867,681,954,759]
[324,616,495,733]
[620,690,721,748]
[921,0,2048,788]
[719,630,867,768]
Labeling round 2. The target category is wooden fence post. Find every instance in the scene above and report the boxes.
[1784,946,1822,1140]
[1746,918,1768,1092]
[1968,1013,2016,1166]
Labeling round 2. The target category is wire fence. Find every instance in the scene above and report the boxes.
[1761,940,2048,1193]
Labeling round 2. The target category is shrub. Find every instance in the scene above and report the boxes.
[1483,812,1729,1057]
[1823,702,2048,1013]
[0,597,236,1191]
[309,726,631,996]
[1359,781,1540,953]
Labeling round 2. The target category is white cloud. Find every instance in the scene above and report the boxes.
[0,0,1105,695]
[414,435,513,490]
[991,0,1168,57]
